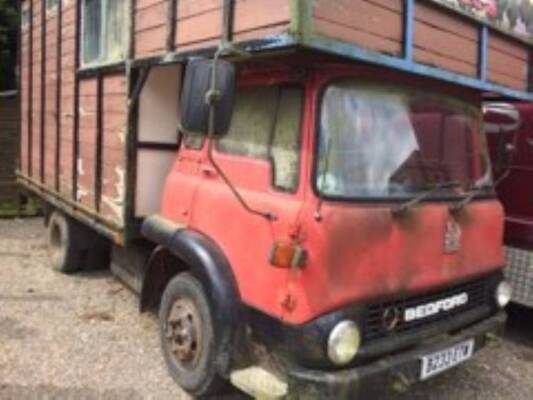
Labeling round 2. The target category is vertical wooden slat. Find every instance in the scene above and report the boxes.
[95,74,103,211]
[28,0,33,177]
[73,0,81,200]
[166,0,177,52]
[222,0,235,44]
[124,67,139,229]
[404,0,414,63]
[124,67,149,231]
[479,25,488,82]
[17,1,22,173]
[129,0,136,59]
[527,50,533,92]
[40,0,46,183]
[55,0,63,191]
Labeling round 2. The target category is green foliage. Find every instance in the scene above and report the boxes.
[0,0,18,92]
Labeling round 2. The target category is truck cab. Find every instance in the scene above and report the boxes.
[141,59,509,398]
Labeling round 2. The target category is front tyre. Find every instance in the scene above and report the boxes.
[159,272,224,398]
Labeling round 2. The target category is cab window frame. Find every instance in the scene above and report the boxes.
[215,84,305,194]
[312,78,494,204]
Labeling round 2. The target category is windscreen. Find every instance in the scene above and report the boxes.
[317,82,491,199]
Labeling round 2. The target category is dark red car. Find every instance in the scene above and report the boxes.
[485,102,533,306]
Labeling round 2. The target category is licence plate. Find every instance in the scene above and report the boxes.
[420,339,475,381]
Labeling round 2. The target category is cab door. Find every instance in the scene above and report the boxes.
[189,82,308,319]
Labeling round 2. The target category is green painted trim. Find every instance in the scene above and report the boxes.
[289,0,313,43]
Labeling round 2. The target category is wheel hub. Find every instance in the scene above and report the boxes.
[165,298,202,366]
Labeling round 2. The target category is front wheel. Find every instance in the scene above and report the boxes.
[159,272,224,398]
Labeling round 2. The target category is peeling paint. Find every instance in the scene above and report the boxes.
[101,166,126,222]
[76,158,88,201]
[76,185,88,202]
[77,157,85,176]
[118,128,126,144]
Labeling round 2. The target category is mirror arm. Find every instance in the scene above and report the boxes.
[204,49,277,222]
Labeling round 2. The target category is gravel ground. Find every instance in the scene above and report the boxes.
[1,218,533,400]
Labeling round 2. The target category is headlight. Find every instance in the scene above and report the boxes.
[327,321,361,365]
[495,281,512,308]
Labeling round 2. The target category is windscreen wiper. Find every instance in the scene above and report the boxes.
[449,171,510,212]
[448,183,491,212]
[391,181,462,217]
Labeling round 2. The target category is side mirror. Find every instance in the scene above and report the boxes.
[180,58,236,136]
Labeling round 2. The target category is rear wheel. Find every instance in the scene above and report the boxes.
[47,211,84,273]
[159,272,224,398]
[47,211,110,273]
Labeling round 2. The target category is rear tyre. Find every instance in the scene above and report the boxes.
[47,211,85,273]
[47,211,110,273]
[159,272,224,398]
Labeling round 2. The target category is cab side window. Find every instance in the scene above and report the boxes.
[217,86,303,192]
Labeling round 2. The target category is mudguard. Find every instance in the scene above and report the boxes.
[141,214,241,376]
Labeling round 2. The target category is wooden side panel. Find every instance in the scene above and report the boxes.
[314,0,479,77]
[232,0,291,45]
[174,0,223,52]
[312,0,533,91]
[59,1,76,197]
[44,10,58,188]
[487,33,529,91]
[101,75,128,225]
[413,2,478,77]
[31,0,42,182]
[135,0,167,57]
[20,0,131,235]
[134,0,291,58]
[313,0,404,57]
[77,79,97,208]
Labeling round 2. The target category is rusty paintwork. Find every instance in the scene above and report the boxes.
[160,63,505,324]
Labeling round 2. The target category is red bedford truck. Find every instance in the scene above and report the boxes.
[485,102,533,308]
[18,0,526,398]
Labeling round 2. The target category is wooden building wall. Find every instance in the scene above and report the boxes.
[0,93,20,205]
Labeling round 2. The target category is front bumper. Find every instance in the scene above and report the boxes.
[287,312,506,399]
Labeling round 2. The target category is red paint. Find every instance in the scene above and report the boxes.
[162,62,505,325]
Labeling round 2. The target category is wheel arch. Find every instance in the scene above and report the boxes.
[140,215,242,376]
